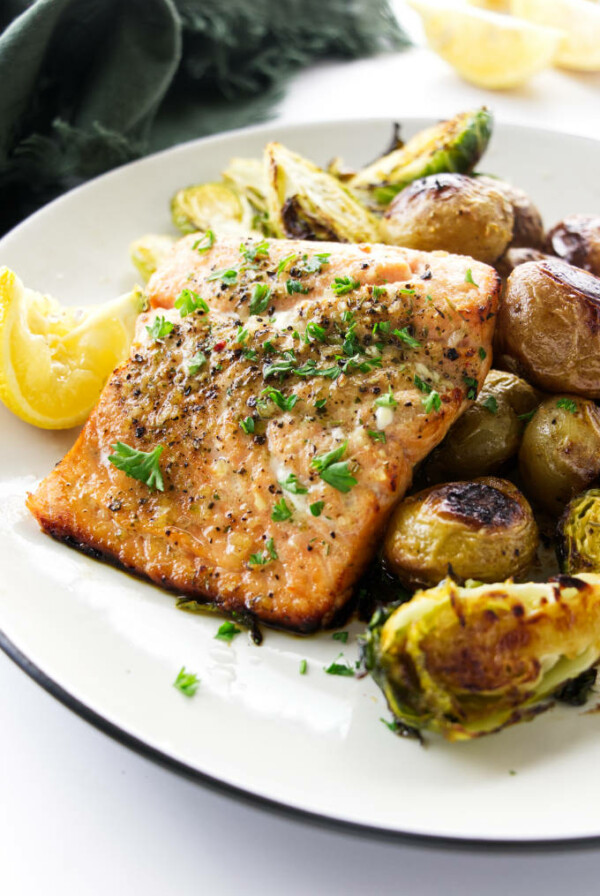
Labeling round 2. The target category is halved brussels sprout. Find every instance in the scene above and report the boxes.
[558,490,600,575]
[222,157,269,218]
[384,477,538,588]
[349,107,493,208]
[362,573,600,740]
[171,182,259,237]
[264,142,380,243]
[129,234,176,282]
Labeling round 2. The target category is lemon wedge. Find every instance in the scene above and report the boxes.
[0,267,144,429]
[410,0,563,88]
[512,0,600,71]
[467,0,511,10]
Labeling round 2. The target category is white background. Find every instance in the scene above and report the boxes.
[2,4,600,893]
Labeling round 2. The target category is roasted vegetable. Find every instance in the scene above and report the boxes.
[264,142,380,243]
[380,172,514,263]
[496,247,549,280]
[129,234,176,282]
[384,477,538,588]
[477,175,544,249]
[171,182,259,237]
[519,395,600,516]
[222,157,270,223]
[425,369,540,481]
[362,573,600,740]
[558,490,600,575]
[496,259,600,398]
[349,107,493,208]
[545,214,600,277]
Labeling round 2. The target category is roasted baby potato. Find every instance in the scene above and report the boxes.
[519,395,600,515]
[477,176,544,250]
[362,573,600,740]
[384,477,538,588]
[545,214,600,277]
[558,489,600,575]
[380,173,514,263]
[496,247,549,280]
[496,259,600,397]
[424,370,540,480]
[349,106,493,208]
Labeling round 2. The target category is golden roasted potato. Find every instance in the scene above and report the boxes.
[384,477,538,589]
[477,176,544,250]
[545,214,600,277]
[519,395,600,515]
[495,259,600,398]
[380,173,514,264]
[424,370,540,481]
[496,247,549,280]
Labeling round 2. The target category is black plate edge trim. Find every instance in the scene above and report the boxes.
[2,627,600,852]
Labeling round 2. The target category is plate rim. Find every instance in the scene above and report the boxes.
[3,115,600,848]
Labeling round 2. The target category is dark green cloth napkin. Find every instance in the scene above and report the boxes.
[0,0,408,235]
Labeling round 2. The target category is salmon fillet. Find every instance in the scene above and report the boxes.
[28,237,500,632]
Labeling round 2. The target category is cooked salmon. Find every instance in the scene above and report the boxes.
[28,237,500,632]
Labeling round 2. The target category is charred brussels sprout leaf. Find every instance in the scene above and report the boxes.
[558,489,600,575]
[129,234,176,282]
[171,182,260,238]
[362,574,600,740]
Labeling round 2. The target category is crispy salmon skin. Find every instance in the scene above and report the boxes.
[28,237,499,631]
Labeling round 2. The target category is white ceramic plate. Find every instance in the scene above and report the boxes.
[2,118,600,846]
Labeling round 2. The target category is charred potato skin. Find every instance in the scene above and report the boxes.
[558,490,600,575]
[545,215,600,277]
[380,173,514,264]
[496,247,550,280]
[384,477,539,589]
[519,396,600,516]
[496,259,600,398]
[477,176,544,250]
[425,370,540,481]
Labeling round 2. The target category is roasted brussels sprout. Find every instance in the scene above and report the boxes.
[384,477,538,588]
[545,215,600,277]
[264,142,380,243]
[222,157,269,216]
[558,490,600,575]
[129,234,176,282]
[496,259,600,398]
[425,370,540,480]
[477,175,544,250]
[380,173,514,263]
[496,247,549,280]
[519,395,600,515]
[362,573,600,740]
[171,182,259,237]
[349,107,493,208]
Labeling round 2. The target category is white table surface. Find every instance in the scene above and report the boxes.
[2,5,600,893]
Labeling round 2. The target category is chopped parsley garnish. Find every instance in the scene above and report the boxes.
[272,498,292,522]
[393,327,421,349]
[263,339,276,353]
[108,442,164,491]
[299,252,331,274]
[215,621,242,642]
[518,409,537,423]
[341,309,356,324]
[173,666,199,697]
[398,287,416,296]
[286,279,310,295]
[373,321,391,337]
[332,631,349,643]
[332,276,361,296]
[324,654,354,676]
[281,473,308,494]
[422,390,442,414]
[306,321,327,342]
[557,398,578,413]
[175,288,209,317]
[482,395,498,414]
[236,326,249,343]
[249,283,272,315]
[193,229,215,253]
[244,348,258,361]
[478,346,487,360]
[239,416,255,434]
[375,388,398,408]
[276,253,296,274]
[207,267,238,285]
[380,717,402,733]
[315,398,327,409]
[368,429,386,443]
[299,659,308,675]
[146,316,174,340]
[414,374,432,394]
[341,355,382,375]
[463,375,479,400]
[188,351,207,374]
[311,441,357,493]
[372,285,387,300]
[240,239,270,262]
[465,268,479,287]
[263,357,295,379]
[310,501,325,517]
[261,387,298,412]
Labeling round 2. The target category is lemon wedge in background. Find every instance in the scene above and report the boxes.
[0,267,144,429]
[409,0,562,88]
[512,0,600,71]
[466,0,511,10]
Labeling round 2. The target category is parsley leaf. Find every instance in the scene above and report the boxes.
[193,230,215,253]
[332,276,361,295]
[482,395,498,414]
[557,397,578,414]
[315,398,327,409]
[281,474,308,495]
[518,409,537,423]
[380,717,402,733]
[249,283,272,316]
[368,429,386,443]
[310,501,325,517]
[372,285,387,300]
[215,621,242,642]
[311,442,357,493]
[173,666,199,697]
[266,537,278,560]
[299,659,308,675]
[108,442,165,491]
[175,288,209,317]
[286,279,310,295]
[422,390,441,414]
[414,374,432,394]
[374,389,397,408]
[311,442,348,473]
[261,387,298,412]
[207,267,238,285]
[332,631,349,643]
[263,357,295,378]
[240,239,270,262]
[300,252,331,274]
[272,498,292,522]
[373,321,391,336]
[239,416,255,434]
[276,253,296,274]
[478,346,487,360]
[463,375,479,400]
[146,316,174,340]
[465,268,479,287]
[305,321,327,342]
[188,351,207,374]
[324,654,354,676]
[393,327,421,349]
